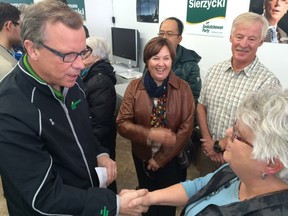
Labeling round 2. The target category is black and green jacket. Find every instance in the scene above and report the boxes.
[0,56,117,216]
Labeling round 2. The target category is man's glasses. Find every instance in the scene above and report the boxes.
[232,122,254,148]
[38,41,92,63]
[158,31,179,38]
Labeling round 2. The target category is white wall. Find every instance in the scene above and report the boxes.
[84,0,287,88]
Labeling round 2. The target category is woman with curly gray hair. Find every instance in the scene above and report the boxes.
[129,86,288,215]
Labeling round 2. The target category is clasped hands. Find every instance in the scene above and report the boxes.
[119,188,154,215]
[147,128,176,171]
[201,138,225,164]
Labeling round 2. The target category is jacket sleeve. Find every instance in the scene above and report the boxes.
[0,112,117,216]
[85,74,116,141]
[116,80,151,144]
[154,82,195,167]
[185,62,202,105]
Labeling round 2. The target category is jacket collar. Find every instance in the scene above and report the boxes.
[20,54,65,101]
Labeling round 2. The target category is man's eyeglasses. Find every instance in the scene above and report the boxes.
[158,31,179,38]
[231,122,254,148]
[11,21,20,26]
[38,41,92,63]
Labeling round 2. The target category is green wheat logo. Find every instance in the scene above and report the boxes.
[71,99,81,110]
[100,206,109,216]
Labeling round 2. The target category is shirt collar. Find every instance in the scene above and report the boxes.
[225,57,259,78]
[23,54,64,101]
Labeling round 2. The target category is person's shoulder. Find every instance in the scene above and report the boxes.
[277,26,287,37]
[207,59,231,75]
[177,45,201,63]
[253,58,278,77]
[0,69,36,114]
[169,71,190,89]
[85,69,116,86]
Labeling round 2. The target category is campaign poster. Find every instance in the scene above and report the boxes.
[67,0,86,20]
[1,0,33,8]
[249,0,288,44]
[186,0,228,37]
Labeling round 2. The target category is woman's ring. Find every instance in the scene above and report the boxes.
[203,150,206,154]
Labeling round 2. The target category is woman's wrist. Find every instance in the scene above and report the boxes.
[147,128,153,146]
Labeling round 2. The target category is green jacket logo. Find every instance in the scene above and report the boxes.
[100,206,109,215]
[71,99,81,110]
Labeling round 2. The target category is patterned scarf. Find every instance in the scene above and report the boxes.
[143,71,169,128]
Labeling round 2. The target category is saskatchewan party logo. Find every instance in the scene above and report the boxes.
[186,0,227,24]
[186,0,227,36]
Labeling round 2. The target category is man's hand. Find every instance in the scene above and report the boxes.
[119,189,149,215]
[201,138,225,163]
[97,155,117,186]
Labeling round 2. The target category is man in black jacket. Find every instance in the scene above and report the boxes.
[0,1,147,215]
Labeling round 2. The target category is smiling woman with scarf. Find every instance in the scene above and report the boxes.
[117,37,195,216]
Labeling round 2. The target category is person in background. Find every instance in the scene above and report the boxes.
[263,0,288,43]
[81,36,117,193]
[197,12,281,176]
[129,86,288,216]
[158,17,202,166]
[0,2,21,79]
[117,37,194,216]
[0,1,148,215]
[158,17,201,106]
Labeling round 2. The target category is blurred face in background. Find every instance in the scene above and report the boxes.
[82,52,99,67]
[264,0,288,25]
[10,19,21,46]
[147,45,172,85]
[158,19,182,51]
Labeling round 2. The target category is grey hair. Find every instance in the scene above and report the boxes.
[86,36,110,61]
[231,12,269,40]
[235,86,288,183]
[21,0,83,47]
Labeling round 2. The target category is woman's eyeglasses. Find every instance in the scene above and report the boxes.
[231,122,254,148]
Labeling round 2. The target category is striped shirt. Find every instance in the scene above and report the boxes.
[198,57,281,140]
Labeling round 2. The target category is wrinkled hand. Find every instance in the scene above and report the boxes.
[119,189,149,215]
[149,128,176,147]
[97,155,117,186]
[201,138,225,164]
